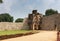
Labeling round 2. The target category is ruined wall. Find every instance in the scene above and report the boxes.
[41,14,60,30]
[28,10,43,30]
[1,13,60,31]
[55,14,60,31]
[0,22,23,31]
[0,18,30,31]
[22,18,29,30]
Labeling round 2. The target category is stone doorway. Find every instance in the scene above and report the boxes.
[54,24,57,31]
[32,23,39,30]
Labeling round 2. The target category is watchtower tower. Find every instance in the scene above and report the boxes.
[28,10,43,30]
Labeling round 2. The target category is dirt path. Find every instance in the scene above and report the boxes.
[1,31,57,41]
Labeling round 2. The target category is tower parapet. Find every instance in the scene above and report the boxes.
[32,10,37,14]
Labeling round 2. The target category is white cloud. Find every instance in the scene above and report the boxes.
[0,0,17,13]
[0,0,60,20]
[42,0,55,5]
[48,0,60,13]
[41,0,55,9]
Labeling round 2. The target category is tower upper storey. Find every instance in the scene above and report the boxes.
[32,10,37,14]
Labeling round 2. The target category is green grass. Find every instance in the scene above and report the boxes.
[0,30,33,36]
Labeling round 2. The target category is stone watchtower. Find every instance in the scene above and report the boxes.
[28,10,43,30]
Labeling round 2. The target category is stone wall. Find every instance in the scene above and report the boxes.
[0,22,23,31]
[55,14,60,31]
[27,10,60,30]
[0,18,30,31]
[22,18,29,30]
[1,14,60,31]
[41,14,60,30]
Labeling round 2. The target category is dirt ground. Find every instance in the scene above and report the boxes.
[1,31,57,41]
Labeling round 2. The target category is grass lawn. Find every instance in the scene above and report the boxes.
[0,30,34,36]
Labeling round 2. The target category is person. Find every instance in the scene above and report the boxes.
[57,30,60,41]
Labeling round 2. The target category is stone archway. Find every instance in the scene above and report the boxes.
[32,23,39,30]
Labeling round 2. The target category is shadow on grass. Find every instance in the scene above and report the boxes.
[0,31,39,40]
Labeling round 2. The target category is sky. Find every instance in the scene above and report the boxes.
[0,0,60,20]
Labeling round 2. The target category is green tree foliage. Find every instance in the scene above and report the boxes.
[0,13,13,22]
[15,18,24,22]
[0,0,3,3]
[45,9,58,16]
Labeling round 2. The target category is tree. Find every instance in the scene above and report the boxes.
[0,0,3,3]
[15,18,24,22]
[45,9,58,16]
[0,13,13,22]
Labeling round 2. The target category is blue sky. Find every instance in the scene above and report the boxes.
[0,0,60,20]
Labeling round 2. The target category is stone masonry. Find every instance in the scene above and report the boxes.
[41,14,60,31]
[0,10,60,31]
[28,10,43,30]
[28,10,60,31]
